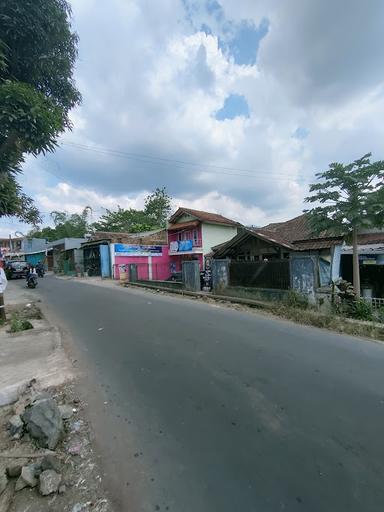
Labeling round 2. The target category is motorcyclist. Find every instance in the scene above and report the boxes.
[36,261,45,277]
[26,265,37,286]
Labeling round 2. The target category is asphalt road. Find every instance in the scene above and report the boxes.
[27,276,384,511]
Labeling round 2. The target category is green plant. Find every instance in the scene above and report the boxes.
[373,307,384,324]
[284,289,309,309]
[305,154,384,297]
[9,314,33,333]
[350,299,374,321]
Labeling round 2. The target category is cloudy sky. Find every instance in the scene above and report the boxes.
[3,0,384,236]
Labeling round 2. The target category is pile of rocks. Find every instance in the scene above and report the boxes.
[1,388,77,499]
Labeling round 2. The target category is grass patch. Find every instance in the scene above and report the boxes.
[9,314,34,333]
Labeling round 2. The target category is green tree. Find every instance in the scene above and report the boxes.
[305,153,384,297]
[92,207,155,233]
[144,187,172,228]
[30,207,91,241]
[0,0,81,222]
[92,188,173,233]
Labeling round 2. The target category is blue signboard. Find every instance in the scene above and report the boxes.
[178,240,193,252]
[114,244,163,257]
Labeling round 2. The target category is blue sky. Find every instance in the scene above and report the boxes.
[2,0,384,236]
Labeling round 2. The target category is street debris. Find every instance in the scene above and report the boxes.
[22,397,63,449]
[0,382,113,511]
[39,469,62,495]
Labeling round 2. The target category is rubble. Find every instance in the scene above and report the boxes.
[0,385,113,510]
[22,397,63,449]
[0,466,7,495]
[39,469,62,495]
[59,404,75,420]
[41,454,61,473]
[7,415,24,438]
[15,464,39,490]
[6,463,22,478]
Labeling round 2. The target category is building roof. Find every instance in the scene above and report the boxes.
[262,214,318,243]
[169,207,241,227]
[167,220,199,231]
[212,228,296,258]
[88,229,167,245]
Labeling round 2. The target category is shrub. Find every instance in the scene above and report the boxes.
[350,299,374,322]
[284,289,309,309]
[9,315,33,333]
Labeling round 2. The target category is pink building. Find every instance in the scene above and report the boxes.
[109,208,241,282]
[167,208,241,272]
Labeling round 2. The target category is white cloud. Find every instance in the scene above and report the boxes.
[17,0,384,231]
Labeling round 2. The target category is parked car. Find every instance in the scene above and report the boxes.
[5,260,28,279]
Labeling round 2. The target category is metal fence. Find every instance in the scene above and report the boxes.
[229,260,290,290]
[363,297,384,309]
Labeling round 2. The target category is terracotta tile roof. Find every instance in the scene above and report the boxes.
[249,228,296,250]
[262,214,384,250]
[169,207,241,227]
[357,233,384,245]
[262,214,318,243]
[294,238,341,250]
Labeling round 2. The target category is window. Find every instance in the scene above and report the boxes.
[193,230,198,243]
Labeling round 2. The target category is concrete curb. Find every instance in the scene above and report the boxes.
[122,281,274,309]
[122,281,384,339]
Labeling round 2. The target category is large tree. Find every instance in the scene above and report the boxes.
[0,0,81,223]
[92,188,173,233]
[305,153,384,297]
[144,187,172,228]
[91,207,155,234]
[30,207,91,241]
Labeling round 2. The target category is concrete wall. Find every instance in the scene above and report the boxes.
[22,238,47,253]
[112,244,170,280]
[201,223,238,257]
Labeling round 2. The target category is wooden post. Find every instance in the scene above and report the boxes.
[0,292,6,322]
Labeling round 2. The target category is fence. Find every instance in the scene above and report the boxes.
[363,297,384,309]
[229,260,290,290]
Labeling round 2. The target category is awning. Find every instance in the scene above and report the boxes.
[167,220,199,231]
[341,243,384,254]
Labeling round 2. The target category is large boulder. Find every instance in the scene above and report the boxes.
[22,398,63,449]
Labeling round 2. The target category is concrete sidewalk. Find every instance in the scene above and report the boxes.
[0,281,73,406]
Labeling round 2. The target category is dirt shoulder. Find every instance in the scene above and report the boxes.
[0,280,114,512]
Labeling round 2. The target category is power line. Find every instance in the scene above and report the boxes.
[61,141,312,183]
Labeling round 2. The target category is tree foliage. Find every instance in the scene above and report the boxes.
[304,153,384,236]
[305,153,384,296]
[92,188,173,233]
[144,187,172,228]
[0,0,81,223]
[30,207,91,241]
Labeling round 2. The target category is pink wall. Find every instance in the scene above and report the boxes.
[114,246,171,280]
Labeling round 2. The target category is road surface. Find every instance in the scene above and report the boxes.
[22,276,384,511]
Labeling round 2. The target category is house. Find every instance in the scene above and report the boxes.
[212,214,384,296]
[48,238,86,272]
[167,207,241,272]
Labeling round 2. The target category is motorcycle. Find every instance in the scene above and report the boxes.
[26,274,38,289]
[36,267,45,278]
